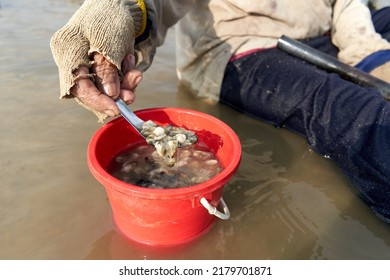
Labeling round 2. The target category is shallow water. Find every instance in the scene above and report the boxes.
[1,0,390,260]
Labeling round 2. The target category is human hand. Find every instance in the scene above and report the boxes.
[71,53,143,118]
[370,61,390,84]
[50,0,147,121]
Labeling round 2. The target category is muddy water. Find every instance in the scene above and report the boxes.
[1,0,390,260]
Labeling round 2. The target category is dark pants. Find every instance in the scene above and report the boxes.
[220,7,390,222]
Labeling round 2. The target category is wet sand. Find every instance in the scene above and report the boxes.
[1,0,390,260]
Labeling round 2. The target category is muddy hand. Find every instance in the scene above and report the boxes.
[92,52,143,109]
[119,53,143,105]
[71,53,143,117]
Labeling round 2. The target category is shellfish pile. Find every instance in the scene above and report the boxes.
[140,120,198,167]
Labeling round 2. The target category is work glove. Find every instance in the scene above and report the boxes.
[50,0,147,121]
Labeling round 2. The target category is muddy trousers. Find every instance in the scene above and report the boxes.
[220,7,390,222]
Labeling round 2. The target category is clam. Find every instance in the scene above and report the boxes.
[140,120,198,166]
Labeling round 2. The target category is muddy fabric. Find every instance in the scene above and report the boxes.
[51,0,390,117]
[220,8,390,222]
[170,0,390,102]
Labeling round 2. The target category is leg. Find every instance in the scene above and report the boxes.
[371,6,390,40]
[220,48,390,222]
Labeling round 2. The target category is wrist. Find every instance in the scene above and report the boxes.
[355,50,390,72]
[135,0,147,38]
[128,0,148,38]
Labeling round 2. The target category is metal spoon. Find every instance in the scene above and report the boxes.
[115,98,145,138]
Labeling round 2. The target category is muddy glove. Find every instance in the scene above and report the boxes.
[50,0,147,121]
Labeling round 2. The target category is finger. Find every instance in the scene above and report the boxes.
[120,70,142,104]
[72,66,120,116]
[92,53,121,99]
[121,54,143,91]
[120,54,143,104]
[120,89,136,105]
[121,53,137,73]
[121,71,143,92]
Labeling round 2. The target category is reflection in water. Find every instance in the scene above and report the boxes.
[1,0,390,260]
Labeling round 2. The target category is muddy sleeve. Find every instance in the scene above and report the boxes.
[331,0,390,66]
[133,0,195,73]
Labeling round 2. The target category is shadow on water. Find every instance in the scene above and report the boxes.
[1,0,390,260]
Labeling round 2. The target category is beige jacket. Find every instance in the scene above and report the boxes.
[145,0,390,103]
